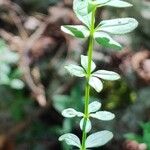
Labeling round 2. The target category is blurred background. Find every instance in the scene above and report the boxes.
[0,0,150,149]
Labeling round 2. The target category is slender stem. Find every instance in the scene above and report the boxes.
[81,9,96,150]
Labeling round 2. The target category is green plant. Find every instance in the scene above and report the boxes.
[59,0,138,149]
[125,122,150,149]
[0,39,24,89]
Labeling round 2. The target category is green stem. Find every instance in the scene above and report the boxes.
[81,9,96,150]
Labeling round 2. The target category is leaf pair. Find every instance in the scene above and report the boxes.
[94,17,138,50]
[65,55,120,92]
[65,55,95,77]
[0,39,24,89]
[73,0,133,28]
[62,101,115,133]
[61,17,138,50]
[61,0,138,50]
[80,101,115,132]
[90,69,120,92]
[59,130,113,148]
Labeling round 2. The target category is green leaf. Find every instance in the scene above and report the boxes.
[0,39,19,64]
[142,122,150,145]
[90,111,115,121]
[105,0,133,8]
[92,70,120,80]
[88,0,121,13]
[88,0,132,9]
[86,130,113,148]
[65,64,85,77]
[59,133,81,148]
[87,1,97,13]
[0,49,19,64]
[89,77,103,93]
[10,79,24,89]
[62,108,78,118]
[80,118,92,133]
[94,32,122,50]
[97,18,138,35]
[73,0,92,27]
[88,101,101,113]
[124,133,143,143]
[0,73,9,85]
[62,108,83,118]
[0,63,11,74]
[81,55,96,73]
[95,0,110,4]
[92,0,110,6]
[61,25,90,38]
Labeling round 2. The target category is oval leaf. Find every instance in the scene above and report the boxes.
[92,70,120,80]
[10,79,24,89]
[73,0,92,27]
[80,118,92,133]
[65,64,85,77]
[62,108,83,118]
[97,18,138,35]
[59,133,81,148]
[88,101,102,113]
[90,111,115,121]
[61,25,90,38]
[105,0,132,8]
[81,55,96,73]
[77,112,84,117]
[0,73,9,84]
[62,108,78,118]
[89,77,103,93]
[1,49,19,64]
[86,130,113,148]
[0,63,10,74]
[94,32,122,50]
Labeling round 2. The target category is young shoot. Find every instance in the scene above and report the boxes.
[59,0,138,149]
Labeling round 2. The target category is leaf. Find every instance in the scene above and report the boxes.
[65,64,85,77]
[80,118,92,133]
[142,122,150,145]
[124,133,143,143]
[97,18,138,35]
[88,0,109,13]
[10,79,24,89]
[0,49,19,64]
[88,0,132,9]
[88,101,101,113]
[0,39,19,66]
[90,111,115,121]
[0,73,9,85]
[85,130,113,148]
[62,108,77,118]
[89,77,103,93]
[94,32,122,50]
[92,70,120,80]
[105,0,133,8]
[88,1,96,13]
[95,0,110,4]
[59,133,81,148]
[62,108,83,118]
[81,55,96,73]
[61,25,90,38]
[0,63,11,74]
[93,0,110,6]
[73,0,92,27]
